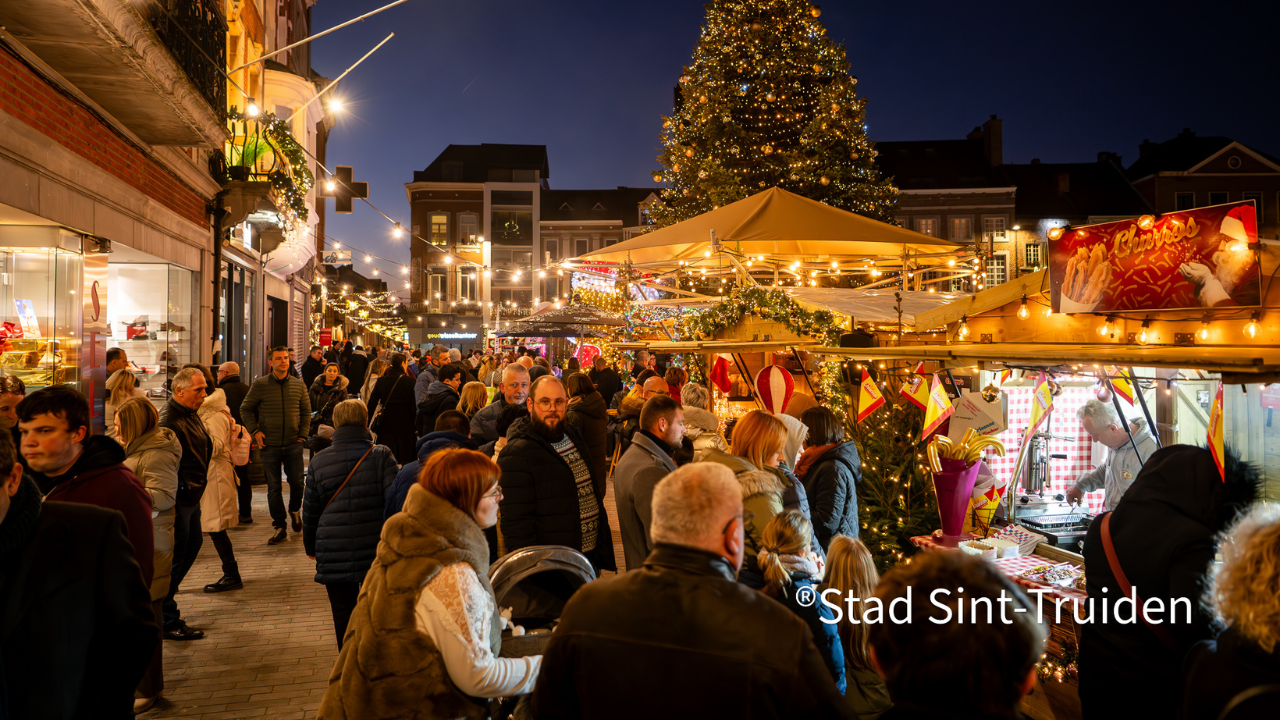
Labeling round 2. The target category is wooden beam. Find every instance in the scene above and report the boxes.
[912,270,1048,330]
[813,342,1280,374]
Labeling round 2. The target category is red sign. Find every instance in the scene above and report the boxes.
[1049,201,1259,313]
[319,328,333,347]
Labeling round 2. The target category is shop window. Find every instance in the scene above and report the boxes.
[0,227,83,393]
[1176,192,1195,211]
[429,213,449,245]
[1024,243,1043,269]
[576,238,589,257]
[109,260,195,407]
[982,217,1006,243]
[950,217,973,241]
[1209,191,1229,206]
[459,213,479,244]
[916,218,938,237]
[1242,192,1262,222]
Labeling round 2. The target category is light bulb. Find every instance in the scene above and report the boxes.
[483,270,492,278]
[393,223,404,239]
[364,255,372,263]
[1198,321,1210,341]
[958,316,970,339]
[1043,304,1052,318]
[245,99,260,117]
[514,270,522,279]
[1047,226,1064,241]
[538,270,546,278]
[1137,215,1155,230]
[1098,317,1112,336]
[325,180,336,192]
[1017,296,1030,320]
[1138,323,1150,345]
[1245,313,1259,338]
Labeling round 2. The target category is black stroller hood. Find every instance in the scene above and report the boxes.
[488,545,597,627]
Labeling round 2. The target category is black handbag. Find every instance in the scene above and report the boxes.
[369,376,403,434]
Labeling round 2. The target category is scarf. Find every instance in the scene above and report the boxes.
[795,443,837,480]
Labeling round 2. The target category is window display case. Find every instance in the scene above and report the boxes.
[0,227,83,391]
[107,261,194,407]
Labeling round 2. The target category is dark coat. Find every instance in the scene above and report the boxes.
[532,543,851,719]
[342,350,370,389]
[301,355,326,388]
[497,422,616,572]
[1179,628,1280,720]
[610,431,677,571]
[367,367,417,464]
[302,425,398,585]
[1080,445,1258,720]
[469,393,513,444]
[587,367,622,404]
[34,435,156,588]
[240,372,311,447]
[159,399,212,507]
[415,381,459,437]
[217,374,251,426]
[565,390,608,499]
[0,484,157,720]
[385,431,477,520]
[772,574,846,695]
[308,374,350,431]
[801,441,862,551]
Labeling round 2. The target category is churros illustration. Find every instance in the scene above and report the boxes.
[1060,244,1110,306]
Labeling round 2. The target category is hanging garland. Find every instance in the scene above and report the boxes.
[679,286,844,346]
[227,107,315,221]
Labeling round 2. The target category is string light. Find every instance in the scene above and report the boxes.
[1017,295,1029,320]
[1199,319,1210,341]
[957,315,970,339]
[1097,315,1113,337]
[246,98,260,117]
[1245,312,1260,338]
[1137,318,1151,345]
[392,223,404,239]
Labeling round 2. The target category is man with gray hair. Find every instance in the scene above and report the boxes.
[1067,399,1157,512]
[159,366,213,639]
[534,462,849,718]
[471,362,530,443]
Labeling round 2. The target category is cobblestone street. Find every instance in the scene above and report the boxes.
[141,487,337,720]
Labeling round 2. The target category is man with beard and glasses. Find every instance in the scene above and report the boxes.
[496,375,616,572]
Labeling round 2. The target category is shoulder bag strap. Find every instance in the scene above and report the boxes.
[324,446,374,512]
[1100,511,1179,650]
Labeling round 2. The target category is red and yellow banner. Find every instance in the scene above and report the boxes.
[1049,201,1260,313]
[900,362,929,411]
[921,374,954,438]
[1106,366,1135,405]
[857,368,885,423]
[1208,382,1225,483]
[1028,371,1054,434]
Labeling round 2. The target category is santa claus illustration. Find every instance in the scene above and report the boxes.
[1179,205,1259,307]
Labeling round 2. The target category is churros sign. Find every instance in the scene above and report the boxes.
[1048,201,1259,313]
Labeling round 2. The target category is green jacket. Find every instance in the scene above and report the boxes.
[701,448,786,582]
[240,372,311,447]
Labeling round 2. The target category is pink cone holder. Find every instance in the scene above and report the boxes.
[931,458,981,547]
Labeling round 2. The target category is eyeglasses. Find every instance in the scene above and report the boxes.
[484,486,503,501]
[534,398,568,410]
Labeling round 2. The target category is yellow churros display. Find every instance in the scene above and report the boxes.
[1060,244,1111,306]
[926,429,1006,472]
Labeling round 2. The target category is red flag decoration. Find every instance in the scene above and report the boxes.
[900,362,929,410]
[754,365,795,414]
[1106,366,1135,405]
[999,369,1012,385]
[921,374,955,437]
[1027,371,1054,434]
[1208,382,1225,482]
[857,368,885,423]
[709,355,732,394]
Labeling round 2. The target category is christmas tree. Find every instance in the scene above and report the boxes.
[651,0,896,226]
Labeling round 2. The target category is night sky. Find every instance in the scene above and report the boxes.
[311,0,1278,280]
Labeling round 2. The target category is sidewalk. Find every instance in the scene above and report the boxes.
[141,487,336,720]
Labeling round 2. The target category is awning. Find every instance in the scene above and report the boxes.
[783,287,971,327]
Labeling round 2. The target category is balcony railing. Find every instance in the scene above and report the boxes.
[214,110,315,221]
[149,0,227,121]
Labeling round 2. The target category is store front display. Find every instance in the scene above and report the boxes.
[220,260,255,372]
[0,226,84,391]
[106,245,196,408]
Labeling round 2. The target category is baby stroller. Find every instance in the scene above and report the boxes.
[488,544,596,659]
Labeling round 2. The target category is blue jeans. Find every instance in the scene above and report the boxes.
[262,442,306,530]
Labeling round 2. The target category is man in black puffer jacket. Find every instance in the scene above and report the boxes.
[498,376,616,572]
[302,399,398,649]
[796,407,862,553]
[158,367,213,641]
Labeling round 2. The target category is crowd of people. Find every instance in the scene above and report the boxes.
[0,344,1277,720]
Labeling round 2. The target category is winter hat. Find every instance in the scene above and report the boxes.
[1218,205,1255,245]
[754,365,794,415]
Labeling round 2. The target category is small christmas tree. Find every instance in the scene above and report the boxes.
[652,0,896,226]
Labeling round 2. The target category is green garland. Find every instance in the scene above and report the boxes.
[227,107,314,221]
[679,286,844,346]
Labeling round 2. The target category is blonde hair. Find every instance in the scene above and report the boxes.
[824,535,880,670]
[730,410,787,470]
[758,509,812,598]
[1206,503,1280,653]
[368,358,389,380]
[457,381,488,418]
[116,396,158,446]
[107,369,138,407]
[478,356,496,380]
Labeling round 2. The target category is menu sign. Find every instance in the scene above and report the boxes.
[1049,201,1259,313]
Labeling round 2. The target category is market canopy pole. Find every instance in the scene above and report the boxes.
[1128,365,1164,449]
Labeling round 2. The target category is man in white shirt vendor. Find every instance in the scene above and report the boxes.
[1065,400,1157,512]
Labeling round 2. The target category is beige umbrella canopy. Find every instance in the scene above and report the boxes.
[573,187,961,268]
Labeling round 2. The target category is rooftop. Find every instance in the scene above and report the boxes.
[412,144,550,184]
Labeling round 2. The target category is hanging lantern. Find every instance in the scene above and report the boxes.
[685,148,695,157]
[652,173,663,183]
[698,94,708,104]
[765,92,776,102]
[820,176,830,186]
[980,383,1001,403]
[762,144,774,154]
[810,5,822,17]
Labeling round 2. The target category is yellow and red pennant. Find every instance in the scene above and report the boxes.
[921,374,955,438]
[1028,371,1054,434]
[857,368,886,423]
[1106,366,1135,405]
[900,362,929,411]
[1208,382,1225,483]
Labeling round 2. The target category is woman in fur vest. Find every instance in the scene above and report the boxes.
[318,447,541,719]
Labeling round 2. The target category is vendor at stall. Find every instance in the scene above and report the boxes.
[1065,400,1156,512]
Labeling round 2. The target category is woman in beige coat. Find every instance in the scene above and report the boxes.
[198,378,244,592]
[105,367,145,441]
[116,396,181,712]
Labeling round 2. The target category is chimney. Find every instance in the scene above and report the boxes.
[1097,151,1123,168]
[1030,158,1041,165]
[1138,139,1156,157]
[982,115,1003,167]
[1179,127,1195,138]
[1057,171,1071,194]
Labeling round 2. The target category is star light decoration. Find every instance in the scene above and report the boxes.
[650,0,896,226]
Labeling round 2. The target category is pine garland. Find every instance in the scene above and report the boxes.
[227,107,314,221]
[678,286,843,345]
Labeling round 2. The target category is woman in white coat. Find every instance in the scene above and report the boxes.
[195,364,245,593]
[116,396,181,713]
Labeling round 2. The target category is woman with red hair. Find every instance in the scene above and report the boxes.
[319,448,541,717]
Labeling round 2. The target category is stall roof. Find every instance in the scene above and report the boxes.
[615,339,824,354]
[784,287,970,326]
[911,270,1048,329]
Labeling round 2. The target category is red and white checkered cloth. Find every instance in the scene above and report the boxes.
[987,386,1106,513]
[909,537,1088,614]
